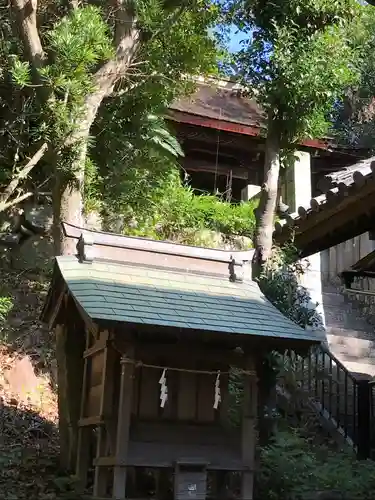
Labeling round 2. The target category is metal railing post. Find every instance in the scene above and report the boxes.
[357,379,371,460]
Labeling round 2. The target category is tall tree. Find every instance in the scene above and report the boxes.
[3,0,221,471]
[5,0,219,253]
[223,0,361,278]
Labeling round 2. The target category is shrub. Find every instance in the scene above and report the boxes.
[259,244,323,329]
[0,296,12,323]
[102,166,257,244]
[256,429,375,500]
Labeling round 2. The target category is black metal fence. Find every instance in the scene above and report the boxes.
[282,345,375,460]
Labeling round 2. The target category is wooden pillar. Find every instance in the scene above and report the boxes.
[241,355,257,500]
[55,313,85,472]
[112,347,135,499]
[76,328,91,491]
[93,332,117,496]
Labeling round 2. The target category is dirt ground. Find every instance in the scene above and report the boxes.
[0,269,76,500]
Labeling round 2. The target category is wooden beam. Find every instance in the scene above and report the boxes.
[78,416,104,427]
[55,315,86,472]
[114,339,246,368]
[177,124,265,154]
[168,110,261,138]
[302,178,375,234]
[241,355,257,500]
[297,206,375,256]
[47,286,67,330]
[70,296,99,338]
[167,110,328,150]
[278,180,375,256]
[184,159,249,180]
[84,338,108,358]
[94,456,247,470]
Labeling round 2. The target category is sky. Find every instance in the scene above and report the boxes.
[227,25,244,52]
[223,0,373,52]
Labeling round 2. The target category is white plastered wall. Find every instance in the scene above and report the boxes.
[283,151,325,328]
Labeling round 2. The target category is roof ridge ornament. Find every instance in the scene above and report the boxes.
[229,256,244,283]
[76,231,95,263]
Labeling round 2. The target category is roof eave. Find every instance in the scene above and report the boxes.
[40,262,67,328]
[92,315,323,347]
[167,110,329,151]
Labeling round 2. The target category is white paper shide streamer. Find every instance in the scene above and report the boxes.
[159,368,168,408]
[213,371,221,409]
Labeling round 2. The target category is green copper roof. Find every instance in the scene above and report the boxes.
[56,256,322,342]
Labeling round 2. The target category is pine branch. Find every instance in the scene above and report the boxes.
[0,191,34,213]
[0,142,48,208]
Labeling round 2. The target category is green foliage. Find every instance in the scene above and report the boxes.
[137,0,220,79]
[1,0,222,216]
[252,245,323,445]
[333,7,375,149]
[225,0,361,144]
[10,58,31,88]
[145,114,184,158]
[0,296,12,323]
[257,429,375,499]
[230,0,359,36]
[98,165,257,244]
[47,6,113,74]
[38,6,114,166]
[259,245,323,329]
[89,0,221,220]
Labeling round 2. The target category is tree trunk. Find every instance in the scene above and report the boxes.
[252,123,280,280]
[51,8,140,254]
[52,134,89,256]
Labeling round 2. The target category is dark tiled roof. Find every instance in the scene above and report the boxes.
[274,156,375,250]
[168,82,331,150]
[55,255,322,343]
[317,157,375,192]
[170,83,265,130]
[351,250,375,272]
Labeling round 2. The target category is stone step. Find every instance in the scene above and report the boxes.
[321,282,344,294]
[321,291,347,306]
[326,332,375,377]
[326,326,375,340]
[324,308,373,333]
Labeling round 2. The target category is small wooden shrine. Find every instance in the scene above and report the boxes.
[42,222,321,500]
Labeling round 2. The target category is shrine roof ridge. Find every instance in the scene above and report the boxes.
[63,222,254,265]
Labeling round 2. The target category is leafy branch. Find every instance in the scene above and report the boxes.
[0,142,48,213]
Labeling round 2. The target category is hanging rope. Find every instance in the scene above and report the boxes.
[213,107,222,194]
[120,358,257,411]
[226,169,233,202]
[120,357,257,377]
